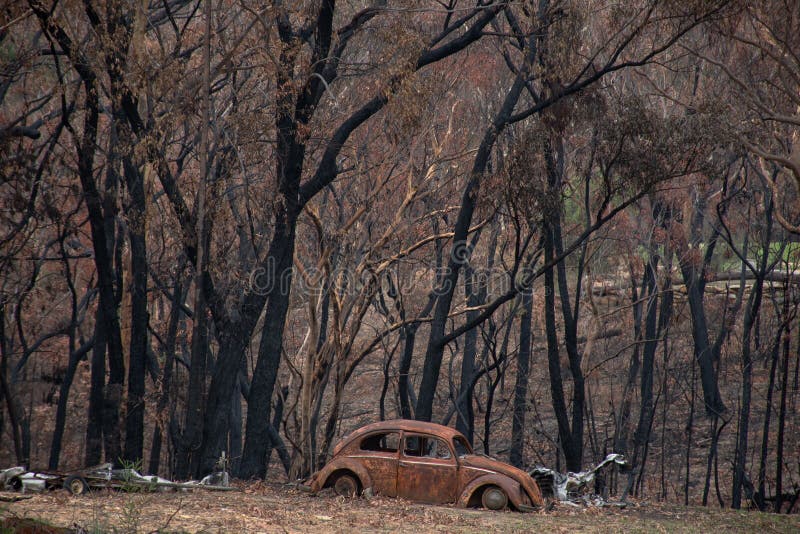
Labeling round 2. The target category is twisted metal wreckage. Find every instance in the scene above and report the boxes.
[531,454,629,506]
[0,463,234,495]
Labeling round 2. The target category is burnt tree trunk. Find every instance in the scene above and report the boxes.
[457,270,479,443]
[85,307,106,466]
[510,289,533,468]
[625,226,673,498]
[756,332,782,510]
[176,257,210,479]
[677,190,725,416]
[398,325,419,419]
[237,209,298,478]
[49,340,93,469]
[123,152,149,465]
[0,304,23,464]
[616,262,645,456]
[774,303,791,512]
[543,223,583,472]
[78,77,125,467]
[149,270,185,476]
[543,135,586,473]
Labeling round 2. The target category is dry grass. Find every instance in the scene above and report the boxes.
[1,484,798,533]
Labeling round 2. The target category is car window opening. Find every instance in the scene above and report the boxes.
[403,435,451,460]
[453,436,472,457]
[360,432,400,453]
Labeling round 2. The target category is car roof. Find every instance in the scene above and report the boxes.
[339,419,465,447]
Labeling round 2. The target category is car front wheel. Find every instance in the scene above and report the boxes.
[481,485,508,510]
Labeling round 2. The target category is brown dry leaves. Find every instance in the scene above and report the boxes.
[3,484,800,533]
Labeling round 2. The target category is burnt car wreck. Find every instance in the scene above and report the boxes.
[304,420,543,512]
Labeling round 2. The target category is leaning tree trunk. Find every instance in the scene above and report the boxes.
[236,209,298,478]
[49,340,93,469]
[677,190,726,417]
[416,63,530,422]
[456,261,480,442]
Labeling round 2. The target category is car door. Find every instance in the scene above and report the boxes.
[354,431,400,496]
[397,433,458,504]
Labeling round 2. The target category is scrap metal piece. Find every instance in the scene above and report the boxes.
[0,467,26,490]
[17,472,61,492]
[0,463,236,494]
[530,453,627,502]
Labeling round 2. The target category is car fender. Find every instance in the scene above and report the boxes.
[309,457,373,493]
[456,473,529,510]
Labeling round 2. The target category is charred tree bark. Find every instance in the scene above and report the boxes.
[510,289,533,468]
[237,210,298,478]
[149,270,185,476]
[85,307,106,466]
[79,79,125,467]
[49,339,93,469]
[732,272,766,509]
[677,190,726,416]
[685,354,696,505]
[457,226,498,443]
[398,326,418,419]
[49,232,89,470]
[756,332,782,510]
[176,0,213,479]
[457,271,478,442]
[123,154,149,465]
[229,377,243,473]
[265,386,290,475]
[723,180,775,509]
[616,263,645,456]
[625,226,673,499]
[543,221,585,472]
[775,304,791,512]
[176,252,210,479]
[0,304,23,464]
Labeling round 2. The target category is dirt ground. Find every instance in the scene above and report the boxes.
[2,483,799,533]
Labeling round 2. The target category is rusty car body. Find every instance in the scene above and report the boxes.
[305,420,543,511]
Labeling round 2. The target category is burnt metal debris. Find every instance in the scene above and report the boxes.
[1,463,235,495]
[304,419,544,512]
[531,453,628,506]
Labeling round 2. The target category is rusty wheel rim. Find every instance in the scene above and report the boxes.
[334,475,358,498]
[66,476,88,495]
[481,486,507,510]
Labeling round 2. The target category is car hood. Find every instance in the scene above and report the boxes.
[460,454,543,506]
